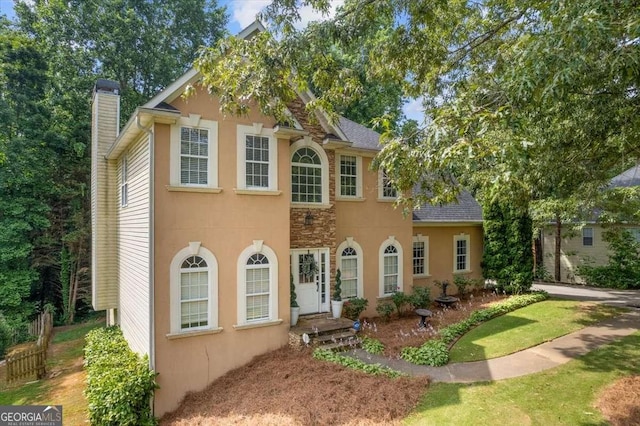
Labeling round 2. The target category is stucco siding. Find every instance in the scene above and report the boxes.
[91,90,119,310]
[117,134,151,356]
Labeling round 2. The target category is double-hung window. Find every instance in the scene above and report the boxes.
[237,125,278,192]
[379,237,403,296]
[245,254,271,322]
[582,227,594,246]
[453,234,470,272]
[413,236,429,276]
[170,116,218,189]
[292,147,322,203]
[339,155,359,198]
[379,170,397,199]
[340,247,358,299]
[237,242,279,327]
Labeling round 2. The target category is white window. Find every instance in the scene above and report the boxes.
[236,124,278,191]
[338,155,362,198]
[378,170,397,199]
[582,227,594,246]
[120,154,128,207]
[453,234,471,272]
[170,116,218,188]
[237,241,279,326]
[290,137,329,205]
[379,237,403,296]
[413,235,429,276]
[169,243,218,334]
[336,238,364,299]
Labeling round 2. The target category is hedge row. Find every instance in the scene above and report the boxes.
[401,292,549,366]
[312,348,404,378]
[84,326,158,425]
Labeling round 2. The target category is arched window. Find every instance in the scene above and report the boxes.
[336,238,364,300]
[245,253,270,322]
[237,242,279,326]
[291,147,322,203]
[169,243,218,334]
[379,237,403,296]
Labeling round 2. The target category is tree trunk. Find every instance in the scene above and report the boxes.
[554,214,562,282]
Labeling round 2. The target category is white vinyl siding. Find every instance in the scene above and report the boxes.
[117,134,151,356]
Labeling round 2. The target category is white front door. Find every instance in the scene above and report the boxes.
[291,249,330,315]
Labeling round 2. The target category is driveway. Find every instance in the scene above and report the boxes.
[533,282,640,308]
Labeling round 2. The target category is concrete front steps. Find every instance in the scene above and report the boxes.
[289,314,360,351]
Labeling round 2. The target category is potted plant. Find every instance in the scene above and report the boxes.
[331,269,343,318]
[290,273,300,326]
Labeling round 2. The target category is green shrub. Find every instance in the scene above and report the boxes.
[408,286,431,309]
[376,301,394,322]
[361,336,385,355]
[312,348,404,377]
[0,314,12,359]
[401,340,449,366]
[84,326,158,426]
[453,274,481,297]
[577,228,640,289]
[343,297,368,320]
[391,291,410,316]
[400,292,549,366]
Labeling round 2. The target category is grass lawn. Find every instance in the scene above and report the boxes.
[0,317,104,425]
[449,300,622,362]
[406,332,640,425]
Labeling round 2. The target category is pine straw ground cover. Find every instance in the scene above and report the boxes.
[160,290,504,426]
[597,375,640,426]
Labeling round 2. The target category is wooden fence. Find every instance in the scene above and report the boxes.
[5,311,53,383]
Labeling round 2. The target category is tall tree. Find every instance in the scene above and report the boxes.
[6,1,227,324]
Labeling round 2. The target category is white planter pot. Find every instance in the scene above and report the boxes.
[290,307,300,326]
[331,300,343,319]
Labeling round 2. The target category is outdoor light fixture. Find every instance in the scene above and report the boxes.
[304,210,314,226]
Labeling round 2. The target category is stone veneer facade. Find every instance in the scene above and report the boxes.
[287,98,337,290]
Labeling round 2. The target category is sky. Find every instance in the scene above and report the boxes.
[0,0,423,121]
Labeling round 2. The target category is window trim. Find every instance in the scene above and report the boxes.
[169,242,218,335]
[169,115,219,188]
[412,234,429,277]
[236,241,279,327]
[378,169,397,201]
[336,154,363,199]
[336,238,364,300]
[378,236,403,297]
[582,227,594,247]
[290,137,329,205]
[453,233,471,273]
[120,153,128,208]
[236,124,278,192]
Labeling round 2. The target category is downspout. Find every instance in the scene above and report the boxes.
[136,115,156,414]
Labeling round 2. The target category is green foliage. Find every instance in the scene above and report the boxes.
[408,286,431,309]
[401,340,449,367]
[290,273,298,308]
[84,326,158,426]
[391,291,410,316]
[312,348,403,378]
[375,301,394,322]
[0,314,12,359]
[452,275,479,297]
[343,297,368,320]
[59,245,71,323]
[401,292,548,366]
[361,336,385,355]
[577,228,640,289]
[333,269,342,301]
[482,200,534,294]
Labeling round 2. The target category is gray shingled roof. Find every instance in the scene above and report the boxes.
[412,190,483,222]
[610,164,640,188]
[337,116,381,151]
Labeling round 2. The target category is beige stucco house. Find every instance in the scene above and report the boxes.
[541,165,640,282]
[90,22,484,416]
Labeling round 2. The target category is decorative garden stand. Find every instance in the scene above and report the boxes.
[414,308,433,328]
[435,280,460,308]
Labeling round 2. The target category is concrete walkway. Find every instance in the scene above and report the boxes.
[349,284,640,382]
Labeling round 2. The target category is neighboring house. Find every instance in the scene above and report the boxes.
[541,164,640,283]
[90,22,484,416]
